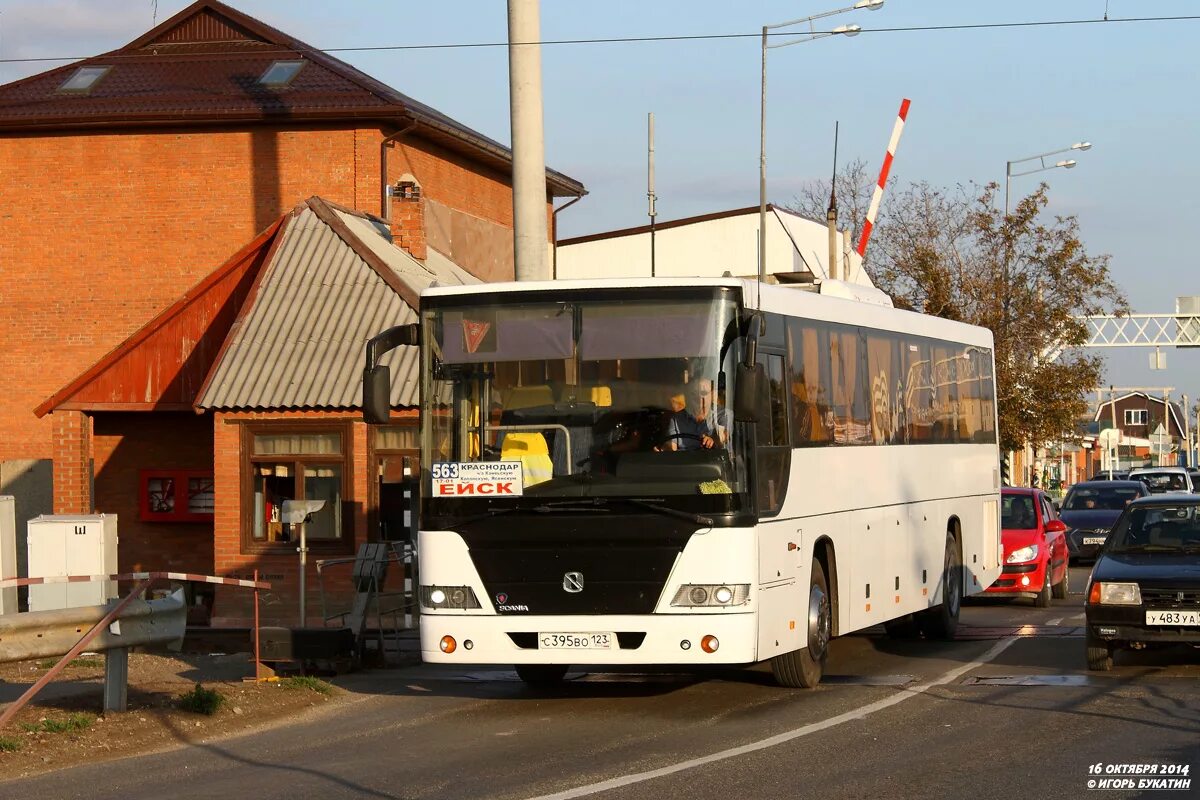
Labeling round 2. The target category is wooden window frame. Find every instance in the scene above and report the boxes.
[138,469,215,523]
[240,421,354,556]
[368,421,421,543]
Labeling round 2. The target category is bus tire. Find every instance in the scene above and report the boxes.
[771,562,831,689]
[917,531,961,640]
[515,664,569,686]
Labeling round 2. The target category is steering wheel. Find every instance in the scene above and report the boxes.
[652,432,708,450]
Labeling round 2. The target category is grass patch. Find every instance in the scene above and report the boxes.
[177,684,225,716]
[36,657,102,670]
[19,713,94,734]
[0,736,22,752]
[280,676,333,695]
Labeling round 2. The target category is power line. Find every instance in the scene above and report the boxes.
[0,13,1198,66]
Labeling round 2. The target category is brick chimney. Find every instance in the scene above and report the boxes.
[389,174,426,261]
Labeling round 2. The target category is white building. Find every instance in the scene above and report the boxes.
[555,205,876,287]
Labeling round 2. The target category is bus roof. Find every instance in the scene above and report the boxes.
[422,277,993,349]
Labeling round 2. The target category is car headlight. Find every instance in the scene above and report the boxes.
[1088,582,1142,606]
[671,584,750,607]
[420,585,481,609]
[1006,544,1039,563]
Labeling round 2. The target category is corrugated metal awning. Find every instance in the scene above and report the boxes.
[195,197,476,410]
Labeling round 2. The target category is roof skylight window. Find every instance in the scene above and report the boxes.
[258,60,305,88]
[58,66,111,94]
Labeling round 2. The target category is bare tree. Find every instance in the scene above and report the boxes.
[786,158,877,249]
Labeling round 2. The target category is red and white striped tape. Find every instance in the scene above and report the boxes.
[0,571,270,590]
[857,98,911,259]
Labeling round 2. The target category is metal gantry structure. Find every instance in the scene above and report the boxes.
[1077,305,1200,468]
[1082,313,1200,348]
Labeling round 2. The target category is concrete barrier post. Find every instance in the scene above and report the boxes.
[104,646,128,712]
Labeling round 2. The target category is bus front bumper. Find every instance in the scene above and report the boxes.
[420,612,760,665]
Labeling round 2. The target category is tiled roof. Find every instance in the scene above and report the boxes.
[0,0,585,197]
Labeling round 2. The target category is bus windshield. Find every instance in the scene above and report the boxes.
[420,289,747,519]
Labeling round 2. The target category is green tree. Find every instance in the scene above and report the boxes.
[792,174,1125,452]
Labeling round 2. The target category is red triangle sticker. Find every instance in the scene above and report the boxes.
[462,320,491,354]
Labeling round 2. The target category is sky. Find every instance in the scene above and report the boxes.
[2,0,1199,408]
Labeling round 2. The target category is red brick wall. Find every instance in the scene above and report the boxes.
[0,124,522,471]
[90,412,214,575]
[51,411,91,514]
[210,410,373,627]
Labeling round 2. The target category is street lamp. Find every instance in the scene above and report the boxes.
[1004,141,1092,215]
[758,1,883,282]
[1004,140,1090,485]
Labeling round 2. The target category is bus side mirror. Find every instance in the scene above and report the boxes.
[362,323,420,424]
[363,365,392,424]
[734,363,764,424]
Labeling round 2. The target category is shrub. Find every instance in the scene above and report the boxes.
[0,736,22,752]
[177,684,225,716]
[19,713,94,734]
[280,676,333,695]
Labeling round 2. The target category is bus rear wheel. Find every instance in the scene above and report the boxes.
[515,664,569,686]
[917,531,961,640]
[771,561,831,689]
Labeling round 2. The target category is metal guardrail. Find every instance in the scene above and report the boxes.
[0,571,271,725]
[0,589,186,664]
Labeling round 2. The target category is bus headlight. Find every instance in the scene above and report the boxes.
[421,585,482,609]
[672,584,749,607]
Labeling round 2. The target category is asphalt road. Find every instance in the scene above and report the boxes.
[5,565,1199,800]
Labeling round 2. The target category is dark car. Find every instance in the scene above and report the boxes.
[1059,480,1151,564]
[1091,470,1131,481]
[1188,470,1200,492]
[1084,494,1200,670]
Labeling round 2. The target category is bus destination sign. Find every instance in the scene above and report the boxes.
[431,462,524,497]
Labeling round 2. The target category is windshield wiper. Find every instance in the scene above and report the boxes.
[451,499,611,528]
[621,498,714,527]
[1110,544,1178,553]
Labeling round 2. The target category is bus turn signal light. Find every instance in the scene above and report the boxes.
[440,635,457,654]
[701,635,719,653]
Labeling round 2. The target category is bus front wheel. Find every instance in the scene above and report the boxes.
[771,561,831,689]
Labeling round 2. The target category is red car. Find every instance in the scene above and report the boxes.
[986,488,1070,607]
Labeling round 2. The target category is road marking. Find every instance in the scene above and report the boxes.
[522,637,1018,800]
[1046,617,1064,626]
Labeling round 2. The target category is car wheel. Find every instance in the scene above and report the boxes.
[1052,562,1069,600]
[1086,633,1114,671]
[1034,563,1053,608]
[515,664,569,686]
[771,561,831,689]
[917,531,961,640]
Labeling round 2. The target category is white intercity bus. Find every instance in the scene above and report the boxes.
[364,277,1002,687]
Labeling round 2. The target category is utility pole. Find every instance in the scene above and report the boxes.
[1183,393,1191,468]
[1109,385,1118,478]
[648,112,657,277]
[508,0,550,282]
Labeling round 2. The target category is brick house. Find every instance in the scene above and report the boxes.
[0,0,584,617]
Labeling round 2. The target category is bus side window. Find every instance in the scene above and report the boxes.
[756,353,788,446]
[756,352,791,515]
